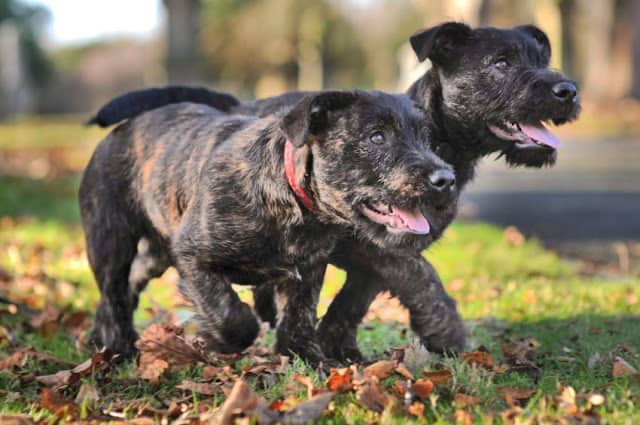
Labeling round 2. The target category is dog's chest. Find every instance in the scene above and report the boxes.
[226,224,337,286]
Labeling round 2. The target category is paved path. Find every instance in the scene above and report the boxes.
[461,138,640,243]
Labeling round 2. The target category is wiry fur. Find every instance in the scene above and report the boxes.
[80,90,456,364]
[88,23,580,362]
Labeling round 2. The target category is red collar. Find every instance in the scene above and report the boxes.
[284,140,314,211]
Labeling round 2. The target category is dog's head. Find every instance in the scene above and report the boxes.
[410,22,580,167]
[280,90,458,250]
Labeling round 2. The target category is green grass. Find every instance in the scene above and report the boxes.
[0,175,638,424]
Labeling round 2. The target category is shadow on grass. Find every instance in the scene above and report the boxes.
[0,175,81,224]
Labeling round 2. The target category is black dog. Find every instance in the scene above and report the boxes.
[90,22,580,362]
[80,90,457,363]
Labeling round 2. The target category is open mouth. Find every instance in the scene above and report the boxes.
[488,122,560,150]
[360,201,430,235]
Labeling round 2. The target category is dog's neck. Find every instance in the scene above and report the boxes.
[407,69,485,189]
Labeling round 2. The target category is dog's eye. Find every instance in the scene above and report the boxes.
[369,131,386,144]
[494,58,510,69]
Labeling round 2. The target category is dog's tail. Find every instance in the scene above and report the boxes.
[87,86,241,127]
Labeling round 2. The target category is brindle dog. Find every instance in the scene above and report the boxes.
[89,22,580,362]
[81,90,457,363]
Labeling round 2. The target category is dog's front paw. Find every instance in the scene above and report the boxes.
[200,302,260,354]
[419,319,466,354]
[317,322,364,363]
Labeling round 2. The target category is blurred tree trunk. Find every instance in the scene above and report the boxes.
[297,5,324,90]
[164,0,203,83]
[575,0,615,100]
[631,0,640,98]
[559,0,576,78]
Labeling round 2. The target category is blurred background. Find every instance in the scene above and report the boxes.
[1,0,639,275]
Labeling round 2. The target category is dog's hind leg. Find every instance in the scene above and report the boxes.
[80,191,142,358]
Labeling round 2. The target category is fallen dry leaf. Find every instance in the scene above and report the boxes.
[281,392,334,424]
[454,393,480,408]
[326,367,352,392]
[292,373,316,399]
[454,409,474,425]
[74,382,100,408]
[395,362,415,380]
[363,360,396,380]
[557,385,578,415]
[209,379,274,425]
[355,376,389,413]
[461,350,494,369]
[0,347,71,371]
[39,388,80,420]
[504,226,525,246]
[36,348,113,389]
[407,401,425,418]
[498,387,536,407]
[612,356,638,378]
[423,369,452,385]
[411,379,435,399]
[0,415,34,425]
[176,379,220,395]
[135,323,209,383]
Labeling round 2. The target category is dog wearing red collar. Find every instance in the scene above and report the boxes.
[80,90,457,363]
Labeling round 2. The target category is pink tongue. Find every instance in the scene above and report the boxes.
[520,124,560,149]
[393,207,430,234]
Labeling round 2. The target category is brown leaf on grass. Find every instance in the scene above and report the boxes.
[39,387,80,420]
[203,365,223,381]
[411,379,435,399]
[29,303,61,337]
[74,382,100,408]
[0,347,69,369]
[36,348,114,389]
[423,369,452,385]
[176,379,221,395]
[0,414,34,425]
[454,409,473,425]
[325,367,352,392]
[281,392,334,424]
[407,401,425,418]
[391,379,409,398]
[355,376,389,413]
[135,323,208,382]
[293,373,316,399]
[0,349,32,370]
[363,360,396,380]
[502,338,539,363]
[498,387,536,407]
[138,358,169,384]
[557,385,578,415]
[395,362,415,380]
[454,393,480,408]
[61,310,89,336]
[612,356,638,377]
[461,350,494,369]
[504,226,525,246]
[209,379,274,425]
[135,323,209,367]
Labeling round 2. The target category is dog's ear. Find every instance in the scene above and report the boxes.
[515,25,551,65]
[410,22,472,65]
[280,91,359,147]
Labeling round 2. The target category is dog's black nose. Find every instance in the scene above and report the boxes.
[552,81,577,102]
[428,169,455,192]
